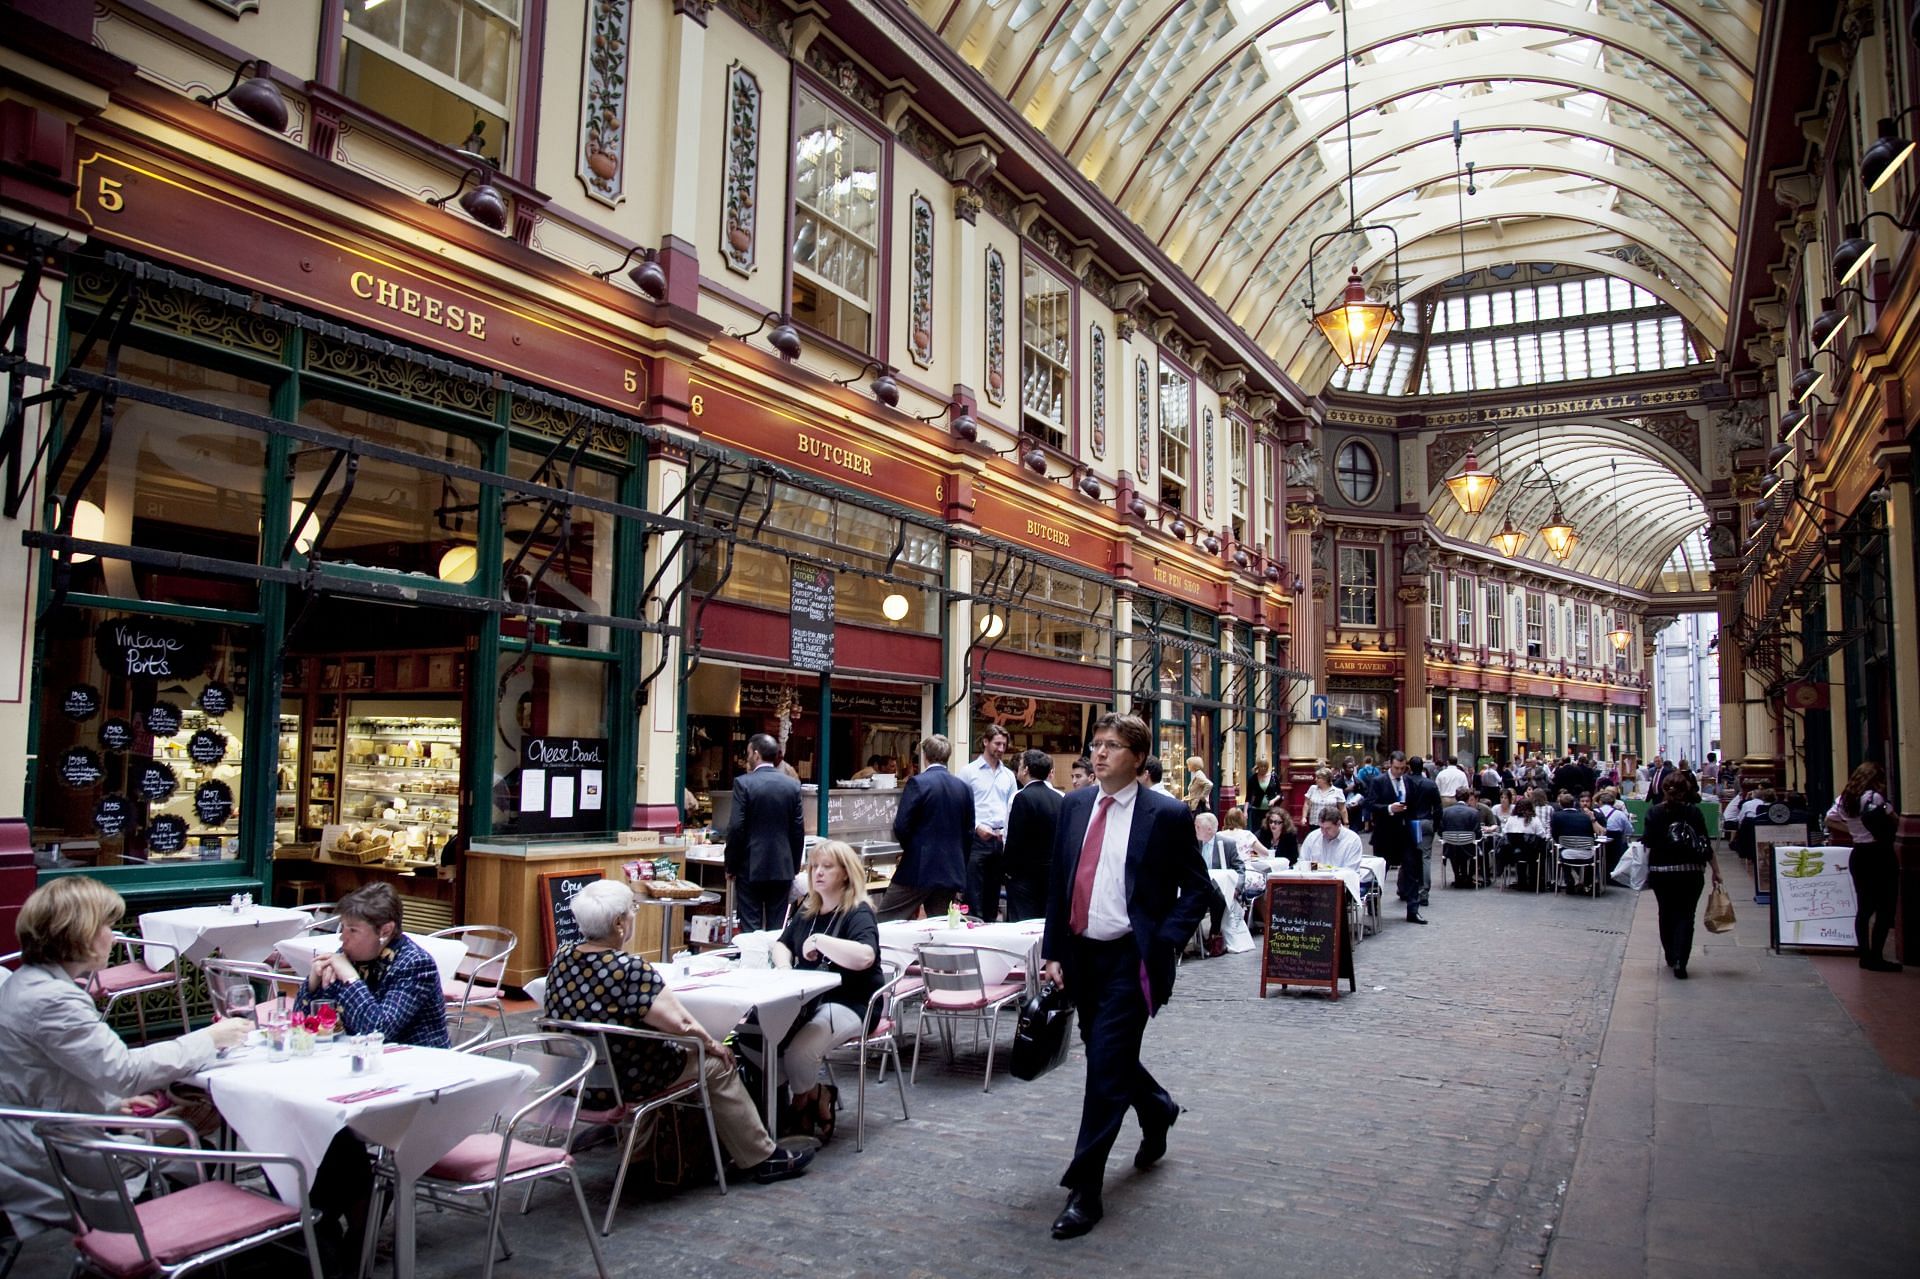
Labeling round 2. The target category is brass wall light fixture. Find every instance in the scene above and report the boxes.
[591,245,668,301]
[730,310,803,361]
[196,60,289,133]
[1859,106,1920,193]
[832,360,899,408]
[426,166,508,233]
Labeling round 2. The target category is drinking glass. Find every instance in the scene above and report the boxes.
[214,976,256,1023]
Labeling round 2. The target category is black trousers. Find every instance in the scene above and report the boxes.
[1062,935,1174,1192]
[966,834,1005,922]
[1650,870,1705,966]
[736,880,792,933]
[875,882,955,922]
[1004,869,1049,924]
[1850,843,1898,960]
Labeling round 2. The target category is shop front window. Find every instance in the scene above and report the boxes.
[1454,701,1477,764]
[974,553,1114,664]
[1430,695,1447,763]
[791,87,883,352]
[32,606,252,867]
[503,447,620,649]
[59,344,270,611]
[1326,687,1388,760]
[490,649,610,833]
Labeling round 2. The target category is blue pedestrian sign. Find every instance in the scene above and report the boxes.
[1309,694,1329,722]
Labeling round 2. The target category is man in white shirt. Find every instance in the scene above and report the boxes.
[1434,759,1470,803]
[1296,813,1365,870]
[958,724,1017,921]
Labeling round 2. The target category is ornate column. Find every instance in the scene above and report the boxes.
[946,540,975,751]
[1114,592,1136,718]
[654,0,712,307]
[1283,495,1324,799]
[635,450,689,828]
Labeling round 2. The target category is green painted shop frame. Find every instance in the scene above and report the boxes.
[12,249,691,904]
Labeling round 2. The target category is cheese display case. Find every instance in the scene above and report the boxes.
[334,704,461,864]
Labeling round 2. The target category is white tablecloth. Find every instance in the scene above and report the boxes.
[1265,867,1370,905]
[198,1043,533,1279]
[274,932,469,985]
[661,966,842,1045]
[876,918,1044,983]
[139,905,312,966]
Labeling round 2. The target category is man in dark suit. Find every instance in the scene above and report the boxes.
[1403,755,1440,917]
[723,733,805,932]
[1003,749,1062,922]
[1555,752,1600,800]
[878,733,972,921]
[1040,712,1210,1240]
[1364,752,1429,924]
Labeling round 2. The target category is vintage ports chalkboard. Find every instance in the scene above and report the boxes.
[194,780,235,827]
[62,684,101,721]
[1259,877,1355,1000]
[134,759,178,803]
[198,682,234,716]
[144,703,182,738]
[148,815,189,855]
[538,868,606,964]
[94,618,208,681]
[60,746,104,790]
[99,718,134,753]
[187,729,228,766]
[95,793,131,837]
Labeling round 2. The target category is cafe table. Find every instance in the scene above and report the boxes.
[274,931,469,985]
[876,917,1045,983]
[660,963,840,1122]
[139,903,313,966]
[195,1040,533,1279]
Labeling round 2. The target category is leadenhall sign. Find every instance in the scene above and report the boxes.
[1425,383,1714,427]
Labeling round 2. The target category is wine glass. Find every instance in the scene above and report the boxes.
[214,975,256,1024]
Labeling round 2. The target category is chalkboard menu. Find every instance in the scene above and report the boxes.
[187,729,228,766]
[99,717,133,752]
[148,815,189,854]
[95,793,130,837]
[60,746,104,789]
[95,617,208,681]
[1260,877,1354,1000]
[789,563,835,672]
[516,737,609,834]
[134,759,178,803]
[198,682,234,716]
[63,684,100,721]
[538,868,606,962]
[194,780,235,827]
[144,703,182,738]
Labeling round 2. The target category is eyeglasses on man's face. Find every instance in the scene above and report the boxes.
[1089,738,1132,755]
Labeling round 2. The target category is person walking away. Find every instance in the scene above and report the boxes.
[1041,713,1209,1239]
[1364,753,1427,923]
[1434,757,1469,806]
[1826,762,1902,972]
[959,725,1017,922]
[724,733,805,932]
[1004,749,1063,921]
[1184,756,1214,816]
[878,735,972,921]
[1643,773,1720,978]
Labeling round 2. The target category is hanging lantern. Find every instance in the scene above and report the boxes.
[1539,507,1578,561]
[1608,621,1634,651]
[1443,449,1500,515]
[1491,518,1526,558]
[1311,266,1398,369]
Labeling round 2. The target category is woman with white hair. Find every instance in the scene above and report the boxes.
[773,841,880,1144]
[545,879,813,1183]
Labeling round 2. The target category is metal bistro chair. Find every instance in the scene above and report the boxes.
[291,902,342,934]
[822,960,914,1151]
[537,1017,730,1234]
[201,958,305,1026]
[37,1114,322,1279]
[371,1033,608,1279]
[1556,835,1602,898]
[433,925,517,1041]
[90,934,192,1044]
[1437,831,1484,889]
[0,1106,98,1279]
[909,945,1029,1093]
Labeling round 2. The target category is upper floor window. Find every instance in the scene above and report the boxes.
[1021,257,1071,451]
[1335,439,1378,503]
[1338,546,1378,627]
[1428,570,1444,640]
[1229,418,1250,544]
[1574,602,1591,663]
[1485,582,1504,650]
[791,87,882,352]
[1454,576,1475,646]
[1525,591,1544,656]
[1157,361,1191,512]
[341,0,522,158]
[1262,443,1282,555]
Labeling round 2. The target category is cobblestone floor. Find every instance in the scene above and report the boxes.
[7,862,1640,1279]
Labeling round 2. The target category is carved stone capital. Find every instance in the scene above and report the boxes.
[1284,501,1323,530]
[953,184,983,225]
[672,0,715,25]
[1397,585,1430,604]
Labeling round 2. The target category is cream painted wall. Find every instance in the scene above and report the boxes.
[102,0,325,84]
[973,217,1021,443]
[695,16,791,330]
[1082,304,1116,485]
[888,145,950,415]
[0,267,57,819]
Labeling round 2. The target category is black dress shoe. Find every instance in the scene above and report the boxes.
[1135,1104,1180,1169]
[1406,911,1429,925]
[1051,1188,1104,1239]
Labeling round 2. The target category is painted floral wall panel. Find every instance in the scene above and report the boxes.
[1089,323,1106,460]
[579,0,632,207]
[908,193,934,367]
[721,63,762,275]
[985,247,1006,405]
[1135,357,1151,482]
[1202,407,1216,518]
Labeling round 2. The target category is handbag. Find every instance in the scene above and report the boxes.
[1703,882,1735,933]
[1009,982,1075,1082]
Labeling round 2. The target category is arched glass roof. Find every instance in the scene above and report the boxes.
[1426,420,1706,591]
[916,0,1758,390]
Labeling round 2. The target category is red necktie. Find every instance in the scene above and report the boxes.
[1070,795,1116,935]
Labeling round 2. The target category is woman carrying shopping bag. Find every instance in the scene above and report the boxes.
[1642,773,1722,979]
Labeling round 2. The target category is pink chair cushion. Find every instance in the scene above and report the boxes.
[443,980,504,1004]
[892,977,925,1000]
[76,1181,299,1277]
[92,962,168,995]
[870,1017,895,1038]
[575,1104,634,1126]
[925,981,1023,1011]
[425,1132,569,1184]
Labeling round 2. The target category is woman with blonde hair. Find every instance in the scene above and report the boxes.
[1183,756,1214,815]
[774,841,881,1142]
[0,877,251,1235]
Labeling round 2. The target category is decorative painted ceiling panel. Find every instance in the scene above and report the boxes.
[913,0,1759,391]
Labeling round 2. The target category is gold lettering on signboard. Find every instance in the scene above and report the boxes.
[1023,518,1072,548]
[795,431,875,476]
[348,271,487,339]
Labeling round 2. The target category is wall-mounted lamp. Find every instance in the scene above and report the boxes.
[914,401,979,442]
[1201,533,1221,555]
[426,166,508,232]
[1860,108,1920,193]
[978,612,1006,639]
[591,245,667,301]
[1075,468,1102,500]
[1808,296,1848,351]
[1766,441,1793,472]
[833,360,899,408]
[437,544,479,584]
[1787,363,1828,406]
[1168,514,1189,540]
[196,60,289,133]
[881,592,911,622]
[731,311,803,361]
[52,498,106,564]
[1233,546,1250,569]
[1831,210,1916,290]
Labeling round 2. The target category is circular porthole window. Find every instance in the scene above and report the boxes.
[1335,439,1380,504]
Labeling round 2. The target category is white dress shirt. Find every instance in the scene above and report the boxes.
[1297,826,1365,869]
[1083,781,1138,941]
[959,755,1017,834]
[1435,765,1469,800]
